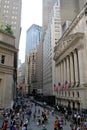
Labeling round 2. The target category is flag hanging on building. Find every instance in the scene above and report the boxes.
[64,81,70,90]
[57,82,62,91]
[54,84,57,91]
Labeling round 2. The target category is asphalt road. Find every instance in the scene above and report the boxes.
[27,104,71,130]
[0,100,71,130]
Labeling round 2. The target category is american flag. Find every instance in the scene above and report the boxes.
[54,84,57,91]
[64,81,70,90]
[57,82,62,91]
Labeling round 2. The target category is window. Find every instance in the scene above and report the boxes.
[32,55,34,60]
[77,92,79,97]
[0,79,1,88]
[68,92,70,97]
[65,91,66,96]
[72,92,74,97]
[1,55,5,64]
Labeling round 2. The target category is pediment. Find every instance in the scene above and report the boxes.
[54,32,84,60]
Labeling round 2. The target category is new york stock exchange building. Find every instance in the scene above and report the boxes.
[53,4,87,112]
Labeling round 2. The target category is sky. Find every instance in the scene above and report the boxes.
[19,0,42,63]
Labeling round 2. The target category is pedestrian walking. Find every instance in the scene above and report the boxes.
[10,121,13,130]
[54,120,58,130]
[2,120,8,130]
[22,124,27,130]
[42,125,47,130]
[76,125,81,130]
[33,112,36,121]
[13,125,17,130]
[38,108,40,114]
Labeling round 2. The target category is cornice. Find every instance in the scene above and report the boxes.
[0,29,15,38]
[0,42,18,52]
[54,4,87,52]
[0,64,14,74]
[53,33,84,61]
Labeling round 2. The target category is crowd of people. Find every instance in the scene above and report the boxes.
[69,112,87,130]
[1,97,87,130]
[0,99,50,130]
[0,99,34,130]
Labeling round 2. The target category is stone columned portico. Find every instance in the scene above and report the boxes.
[53,5,87,111]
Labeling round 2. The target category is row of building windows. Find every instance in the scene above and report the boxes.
[57,91,80,98]
[4,5,18,10]
[0,55,5,64]
[5,0,9,4]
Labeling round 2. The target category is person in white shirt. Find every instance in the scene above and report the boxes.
[76,125,81,130]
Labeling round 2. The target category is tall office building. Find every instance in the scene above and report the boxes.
[0,0,22,49]
[25,49,37,94]
[79,0,87,10]
[42,0,57,32]
[25,24,42,55]
[36,39,43,94]
[43,2,61,95]
[60,0,87,32]
[25,24,42,94]
[60,0,79,25]
[0,0,21,105]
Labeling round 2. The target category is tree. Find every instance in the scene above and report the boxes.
[0,23,3,30]
[5,24,13,35]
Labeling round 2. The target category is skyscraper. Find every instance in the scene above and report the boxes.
[25,24,42,55]
[42,0,57,32]
[79,0,87,10]
[0,0,22,104]
[43,2,61,95]
[25,24,42,94]
[60,0,87,28]
[0,0,22,49]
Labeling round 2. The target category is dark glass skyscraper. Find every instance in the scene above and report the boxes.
[25,24,42,55]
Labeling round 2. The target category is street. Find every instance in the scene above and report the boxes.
[27,104,71,130]
[0,99,71,130]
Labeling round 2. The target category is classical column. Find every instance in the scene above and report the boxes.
[55,66,58,85]
[74,49,80,86]
[78,49,85,85]
[58,63,61,83]
[60,62,62,84]
[56,65,59,84]
[64,58,67,84]
[66,56,71,84]
[56,65,60,84]
[60,61,64,85]
[62,61,64,85]
[70,53,75,87]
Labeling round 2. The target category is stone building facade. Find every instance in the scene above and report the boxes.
[0,0,22,49]
[43,2,61,95]
[54,5,87,110]
[25,49,37,94]
[36,42,43,94]
[0,30,17,108]
[42,0,57,32]
[17,63,25,95]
